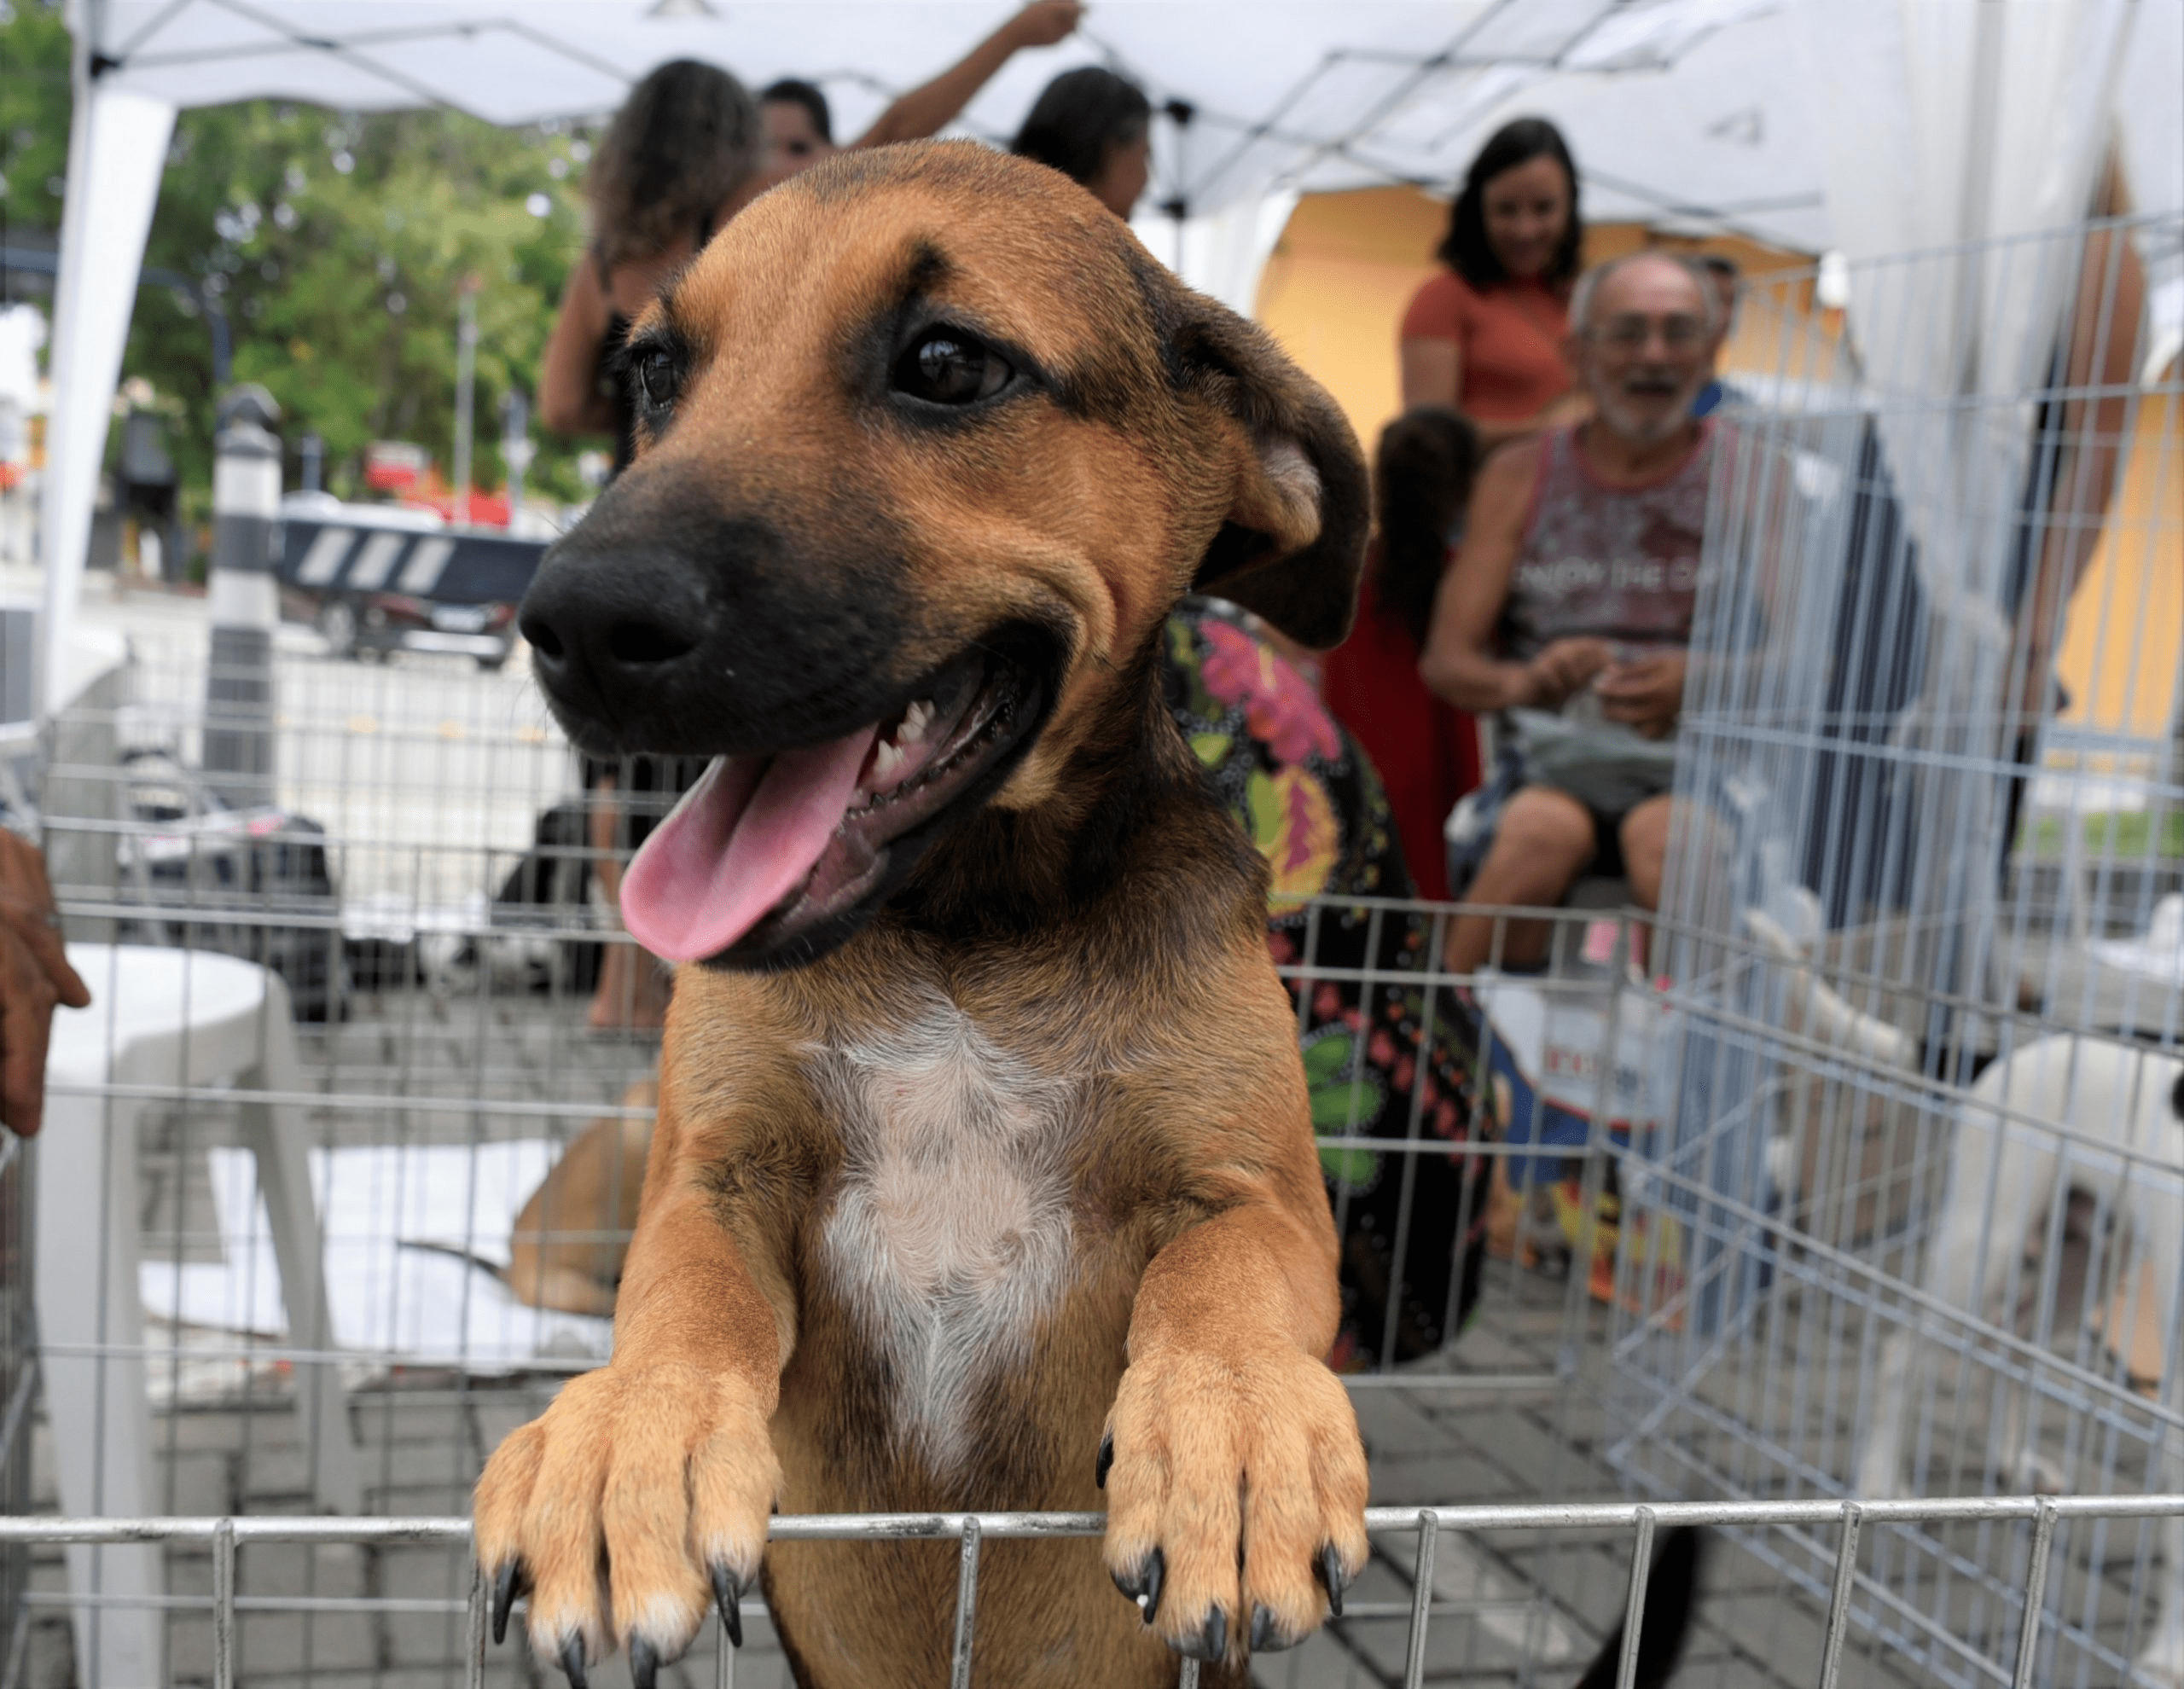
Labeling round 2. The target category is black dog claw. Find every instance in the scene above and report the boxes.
[1249,1604,1294,1653]
[629,1637,659,1689]
[1177,1607,1227,1663]
[1110,1545,1165,1625]
[490,1562,521,1646]
[1095,1431,1113,1490]
[1314,1544,1347,1619]
[558,1635,589,1689]
[711,1563,745,1649]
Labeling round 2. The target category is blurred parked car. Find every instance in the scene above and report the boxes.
[311,589,516,669]
[278,491,520,670]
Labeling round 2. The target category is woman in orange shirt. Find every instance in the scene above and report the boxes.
[1400,118,1587,448]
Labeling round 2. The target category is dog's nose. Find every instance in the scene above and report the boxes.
[519,544,708,697]
[513,465,909,757]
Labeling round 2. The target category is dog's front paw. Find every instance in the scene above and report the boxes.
[1098,1342,1368,1664]
[473,1362,781,1684]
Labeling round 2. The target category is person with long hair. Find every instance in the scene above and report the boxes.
[1400,117,1588,450]
[543,6,1083,450]
[1011,65,1153,218]
[1320,408,1483,901]
[537,63,766,1029]
[756,3,1083,190]
[538,61,764,461]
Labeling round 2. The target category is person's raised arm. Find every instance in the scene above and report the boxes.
[540,257,619,438]
[854,1,1083,148]
[1420,440,1607,711]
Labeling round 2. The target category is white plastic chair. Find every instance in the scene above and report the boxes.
[38,943,363,1688]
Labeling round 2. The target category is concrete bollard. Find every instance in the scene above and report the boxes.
[202,384,282,810]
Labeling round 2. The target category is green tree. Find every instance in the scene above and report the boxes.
[1,0,601,510]
[0,0,71,241]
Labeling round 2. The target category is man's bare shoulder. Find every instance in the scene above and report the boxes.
[1482,435,1545,483]
[1472,436,1545,519]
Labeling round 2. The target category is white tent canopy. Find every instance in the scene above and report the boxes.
[34,0,2184,711]
[72,0,1835,237]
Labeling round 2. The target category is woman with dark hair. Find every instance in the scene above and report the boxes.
[537,62,766,1029]
[1400,116,1587,449]
[1321,408,1484,901]
[1012,66,1153,218]
[545,7,1084,451]
[539,61,764,461]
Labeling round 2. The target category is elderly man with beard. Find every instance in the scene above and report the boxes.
[1422,251,1728,976]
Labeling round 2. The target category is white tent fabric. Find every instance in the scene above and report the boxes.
[35,0,2184,717]
[1793,0,2135,635]
[69,1,1827,239]
[33,73,172,714]
[1130,191,1300,321]
[1786,0,2145,1011]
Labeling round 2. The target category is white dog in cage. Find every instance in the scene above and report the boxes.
[1748,911,2184,1683]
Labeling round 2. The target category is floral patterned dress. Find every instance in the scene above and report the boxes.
[1159,597,1491,1369]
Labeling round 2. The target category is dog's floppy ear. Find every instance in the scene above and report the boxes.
[1165,285,1369,649]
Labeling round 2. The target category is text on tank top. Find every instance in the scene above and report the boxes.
[1501,422,1717,665]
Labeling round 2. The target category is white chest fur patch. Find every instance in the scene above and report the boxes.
[812,995,1081,1479]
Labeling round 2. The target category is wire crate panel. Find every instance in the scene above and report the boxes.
[14,616,1665,1685]
[1609,214,2184,1689]
[3,1497,2181,1689]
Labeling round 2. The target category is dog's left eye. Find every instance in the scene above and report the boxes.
[636,350,680,410]
[894,331,1011,407]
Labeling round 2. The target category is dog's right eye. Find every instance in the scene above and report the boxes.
[893,331,1011,407]
[636,350,680,410]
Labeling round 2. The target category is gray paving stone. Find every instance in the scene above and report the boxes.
[376,1544,479,1605]
[152,1449,235,1517]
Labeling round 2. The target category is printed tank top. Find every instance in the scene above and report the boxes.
[1501,422,1718,665]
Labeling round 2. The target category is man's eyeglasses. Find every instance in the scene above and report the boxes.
[1588,315,1709,352]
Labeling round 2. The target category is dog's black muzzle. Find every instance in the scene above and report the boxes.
[518,464,910,757]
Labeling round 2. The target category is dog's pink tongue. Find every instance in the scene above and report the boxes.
[620,728,880,962]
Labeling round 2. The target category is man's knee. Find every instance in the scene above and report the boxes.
[1619,797,1673,859]
[1482,788,1598,894]
[1619,795,1714,908]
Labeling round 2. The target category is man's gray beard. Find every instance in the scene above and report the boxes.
[1596,379,1702,448]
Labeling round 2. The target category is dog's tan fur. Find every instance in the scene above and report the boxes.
[506,1081,656,1317]
[474,142,1373,1686]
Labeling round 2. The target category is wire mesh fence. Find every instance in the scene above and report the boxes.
[1607,212,2183,1689]
[3,1495,2182,1689]
[4,213,2178,1686]
[13,618,1654,1686]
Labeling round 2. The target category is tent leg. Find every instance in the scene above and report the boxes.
[34,78,175,718]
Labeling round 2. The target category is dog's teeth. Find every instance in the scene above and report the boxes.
[900,699,935,744]
[870,740,905,782]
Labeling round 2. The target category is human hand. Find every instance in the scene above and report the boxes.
[1,830,90,1137]
[1594,652,1687,738]
[1515,637,1614,709]
[1008,0,1084,47]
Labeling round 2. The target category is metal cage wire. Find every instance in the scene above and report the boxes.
[18,624,1684,1686]
[3,210,2178,1687]
[6,1497,2184,1689]
[1611,211,2183,1689]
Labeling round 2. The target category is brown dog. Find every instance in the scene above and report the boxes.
[479,140,1368,1686]
[505,1080,657,1317]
